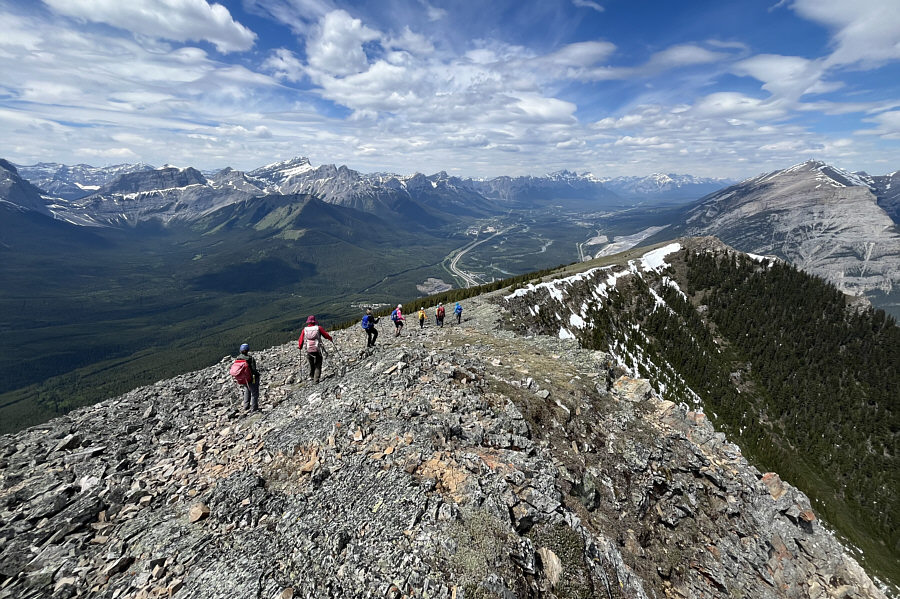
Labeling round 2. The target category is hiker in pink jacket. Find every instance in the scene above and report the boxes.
[298,315,332,383]
[391,304,405,336]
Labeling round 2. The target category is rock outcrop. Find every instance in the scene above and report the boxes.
[0,287,887,598]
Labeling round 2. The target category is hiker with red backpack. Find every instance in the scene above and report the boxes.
[230,343,261,412]
[299,315,332,384]
[435,303,445,328]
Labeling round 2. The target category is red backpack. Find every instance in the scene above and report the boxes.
[230,359,251,385]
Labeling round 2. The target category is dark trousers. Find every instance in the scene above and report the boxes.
[306,352,323,383]
[366,327,378,347]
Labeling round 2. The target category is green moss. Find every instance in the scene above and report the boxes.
[447,510,512,587]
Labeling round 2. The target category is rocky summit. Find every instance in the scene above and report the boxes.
[0,279,886,598]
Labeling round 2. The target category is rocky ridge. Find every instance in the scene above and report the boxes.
[0,261,887,598]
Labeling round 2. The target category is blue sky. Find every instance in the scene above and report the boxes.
[1,0,899,178]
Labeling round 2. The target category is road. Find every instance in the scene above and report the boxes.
[445,228,510,287]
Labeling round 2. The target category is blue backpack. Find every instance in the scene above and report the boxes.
[361,315,371,329]
[391,309,399,322]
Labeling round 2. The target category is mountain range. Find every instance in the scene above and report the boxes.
[2,155,898,435]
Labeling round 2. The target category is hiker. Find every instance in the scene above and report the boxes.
[391,304,405,336]
[361,307,379,347]
[233,343,261,412]
[454,302,463,324]
[417,307,427,329]
[435,302,445,328]
[298,315,332,384]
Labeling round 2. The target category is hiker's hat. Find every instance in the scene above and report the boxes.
[240,343,250,352]
[397,304,402,308]
[306,315,316,324]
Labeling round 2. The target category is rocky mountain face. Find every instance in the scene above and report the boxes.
[0,245,887,599]
[864,170,900,224]
[598,173,732,202]
[50,167,259,227]
[671,160,900,300]
[0,159,52,216]
[248,158,493,225]
[14,162,155,201]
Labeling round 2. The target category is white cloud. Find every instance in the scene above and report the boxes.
[580,43,728,81]
[733,54,828,101]
[692,92,787,121]
[644,44,726,70]
[79,147,141,159]
[541,41,617,69]
[418,0,447,21]
[791,0,900,68]
[263,48,307,82]
[573,0,604,12]
[858,110,900,139]
[306,9,380,76]
[243,0,334,36]
[43,0,257,53]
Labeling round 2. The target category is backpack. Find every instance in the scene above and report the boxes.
[304,325,320,353]
[391,309,399,322]
[361,315,370,329]
[230,359,251,385]
[437,306,445,317]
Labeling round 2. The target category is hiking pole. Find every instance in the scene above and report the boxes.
[331,340,347,377]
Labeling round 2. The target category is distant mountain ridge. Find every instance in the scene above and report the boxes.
[599,172,734,201]
[14,161,155,200]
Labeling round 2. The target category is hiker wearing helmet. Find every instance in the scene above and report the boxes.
[236,343,261,412]
[361,307,379,347]
[298,316,333,384]
[391,304,405,336]
[454,302,463,324]
[435,302,445,328]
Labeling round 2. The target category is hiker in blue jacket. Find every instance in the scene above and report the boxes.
[454,302,463,324]
[361,307,379,347]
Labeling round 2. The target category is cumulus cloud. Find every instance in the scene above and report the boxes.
[305,9,381,76]
[43,0,257,53]
[263,48,307,82]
